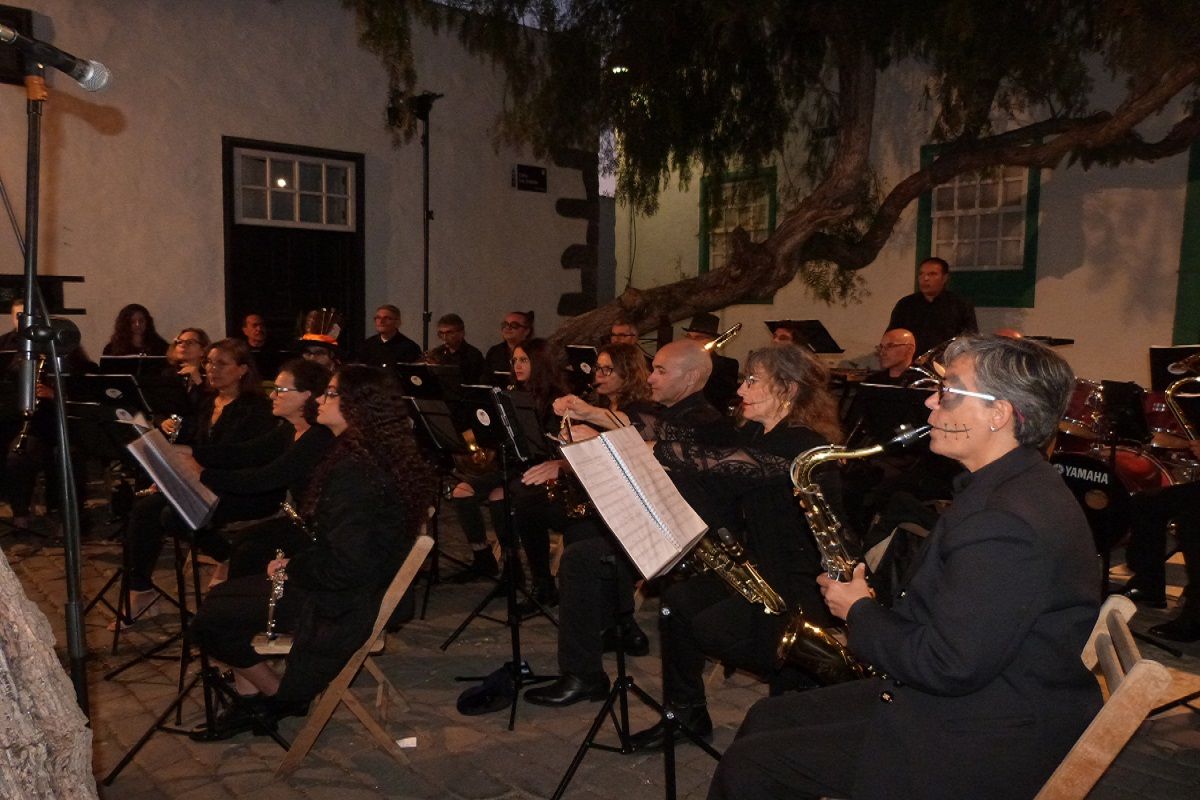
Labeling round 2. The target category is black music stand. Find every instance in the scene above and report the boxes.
[442,385,556,729]
[566,345,598,395]
[99,354,167,378]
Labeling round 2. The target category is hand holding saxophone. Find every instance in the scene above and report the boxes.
[818,562,872,621]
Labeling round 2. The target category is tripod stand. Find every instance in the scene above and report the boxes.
[551,608,721,800]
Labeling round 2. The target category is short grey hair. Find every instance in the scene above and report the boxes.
[943,335,1074,447]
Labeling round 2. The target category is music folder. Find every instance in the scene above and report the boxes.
[124,424,219,530]
[560,425,708,579]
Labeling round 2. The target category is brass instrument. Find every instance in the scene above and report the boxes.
[776,424,933,684]
[678,527,788,614]
[11,353,46,455]
[281,501,316,541]
[1165,376,1200,442]
[165,414,184,444]
[1167,352,1200,376]
[702,322,742,352]
[544,415,593,518]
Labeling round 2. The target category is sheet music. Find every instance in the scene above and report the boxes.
[561,425,707,579]
[126,427,219,530]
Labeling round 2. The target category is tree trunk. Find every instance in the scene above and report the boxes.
[0,550,96,799]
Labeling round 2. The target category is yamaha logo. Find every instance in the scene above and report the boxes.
[1055,463,1109,485]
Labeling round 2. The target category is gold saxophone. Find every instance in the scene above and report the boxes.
[1165,376,1200,442]
[777,424,931,684]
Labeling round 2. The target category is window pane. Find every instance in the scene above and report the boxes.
[241,188,266,219]
[298,163,323,193]
[270,159,294,190]
[270,190,294,221]
[978,181,999,208]
[976,240,998,267]
[327,166,348,196]
[327,196,348,226]
[1000,239,1023,265]
[978,212,1000,239]
[934,186,953,212]
[299,194,323,223]
[1002,211,1024,237]
[1002,179,1024,206]
[955,183,977,210]
[936,217,955,242]
[957,214,978,240]
[956,241,975,267]
[241,156,266,187]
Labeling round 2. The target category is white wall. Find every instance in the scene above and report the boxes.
[615,62,1191,387]
[0,0,587,355]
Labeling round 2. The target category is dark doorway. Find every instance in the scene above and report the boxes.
[222,136,366,351]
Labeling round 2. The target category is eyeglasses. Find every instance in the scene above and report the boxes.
[322,387,341,399]
[270,385,301,395]
[174,338,202,347]
[204,359,235,369]
[511,356,530,365]
[936,382,997,406]
[595,365,615,377]
[741,375,761,387]
[501,322,528,331]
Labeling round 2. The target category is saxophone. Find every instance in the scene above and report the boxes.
[777,424,931,683]
[1165,376,1200,441]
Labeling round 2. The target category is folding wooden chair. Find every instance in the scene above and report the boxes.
[253,530,434,779]
[1034,594,1173,800]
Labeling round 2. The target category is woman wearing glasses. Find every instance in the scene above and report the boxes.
[150,328,211,424]
[120,339,276,624]
[710,335,1101,800]
[551,342,653,431]
[190,365,437,737]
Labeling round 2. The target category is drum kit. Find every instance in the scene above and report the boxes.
[1050,375,1199,553]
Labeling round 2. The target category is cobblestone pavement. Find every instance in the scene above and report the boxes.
[3,507,1199,799]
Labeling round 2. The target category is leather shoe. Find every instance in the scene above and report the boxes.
[1148,616,1200,643]
[1121,584,1167,609]
[525,673,609,707]
[628,704,713,751]
[189,695,277,741]
[602,623,650,657]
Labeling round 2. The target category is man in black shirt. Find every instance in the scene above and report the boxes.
[864,328,917,386]
[483,310,533,384]
[359,304,421,368]
[427,313,486,384]
[887,257,978,355]
[682,312,740,413]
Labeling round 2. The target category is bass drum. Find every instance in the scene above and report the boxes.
[1050,447,1172,553]
[1058,379,1104,440]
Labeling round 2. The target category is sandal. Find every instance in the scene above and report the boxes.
[107,589,161,631]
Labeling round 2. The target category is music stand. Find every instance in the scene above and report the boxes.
[566,345,598,395]
[441,384,556,729]
[99,354,167,378]
[765,319,844,353]
[1149,345,1200,392]
[395,361,465,402]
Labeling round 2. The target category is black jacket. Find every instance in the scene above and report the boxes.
[359,332,421,368]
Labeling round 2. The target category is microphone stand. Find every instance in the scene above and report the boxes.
[410,91,441,352]
[10,67,89,714]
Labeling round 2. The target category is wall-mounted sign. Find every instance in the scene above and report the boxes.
[512,164,547,193]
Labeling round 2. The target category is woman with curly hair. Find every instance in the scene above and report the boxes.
[190,365,437,737]
[102,303,170,356]
[551,341,654,430]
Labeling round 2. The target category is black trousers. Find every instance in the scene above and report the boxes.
[660,573,788,706]
[1125,480,1200,593]
[190,573,305,670]
[708,680,880,800]
[556,518,637,676]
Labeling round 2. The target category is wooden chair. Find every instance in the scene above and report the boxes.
[1034,594,1172,800]
[253,531,434,779]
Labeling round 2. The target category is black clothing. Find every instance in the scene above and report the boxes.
[711,446,1101,800]
[483,342,516,385]
[887,289,978,355]
[193,453,418,707]
[103,335,169,357]
[358,332,421,368]
[198,422,334,508]
[1124,480,1200,607]
[703,353,740,414]
[427,341,486,385]
[175,391,275,449]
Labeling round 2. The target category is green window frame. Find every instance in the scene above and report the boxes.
[915,144,1041,308]
[698,167,778,274]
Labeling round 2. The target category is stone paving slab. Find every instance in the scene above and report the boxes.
[3,512,1199,799]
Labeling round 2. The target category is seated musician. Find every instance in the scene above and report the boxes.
[426,312,486,384]
[483,310,534,384]
[359,303,420,368]
[626,344,845,749]
[297,308,342,370]
[148,328,210,422]
[682,312,741,413]
[120,339,276,624]
[865,328,917,385]
[102,303,170,356]
[709,335,1101,800]
[189,365,437,738]
[526,340,734,706]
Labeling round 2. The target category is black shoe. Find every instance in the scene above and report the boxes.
[602,623,650,657]
[189,695,276,741]
[525,673,609,707]
[1121,584,1167,609]
[1148,616,1200,643]
[628,705,713,752]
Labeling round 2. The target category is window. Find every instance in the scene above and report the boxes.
[916,145,1041,307]
[699,168,777,273]
[234,147,355,231]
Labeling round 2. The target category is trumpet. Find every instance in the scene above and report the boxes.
[1168,352,1200,376]
[703,322,742,352]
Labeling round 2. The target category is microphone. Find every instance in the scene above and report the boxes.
[0,23,111,92]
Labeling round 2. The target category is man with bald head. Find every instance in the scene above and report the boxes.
[526,339,733,706]
[869,328,917,384]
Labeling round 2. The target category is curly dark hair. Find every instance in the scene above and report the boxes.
[107,303,169,356]
[514,337,571,421]
[302,365,437,540]
[597,343,651,410]
[276,357,331,425]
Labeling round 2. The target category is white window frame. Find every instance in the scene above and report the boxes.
[233,146,356,231]
[931,165,1028,272]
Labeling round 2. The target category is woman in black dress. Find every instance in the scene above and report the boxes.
[190,365,437,736]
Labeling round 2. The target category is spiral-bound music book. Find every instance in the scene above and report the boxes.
[125,425,219,530]
[560,425,708,579]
